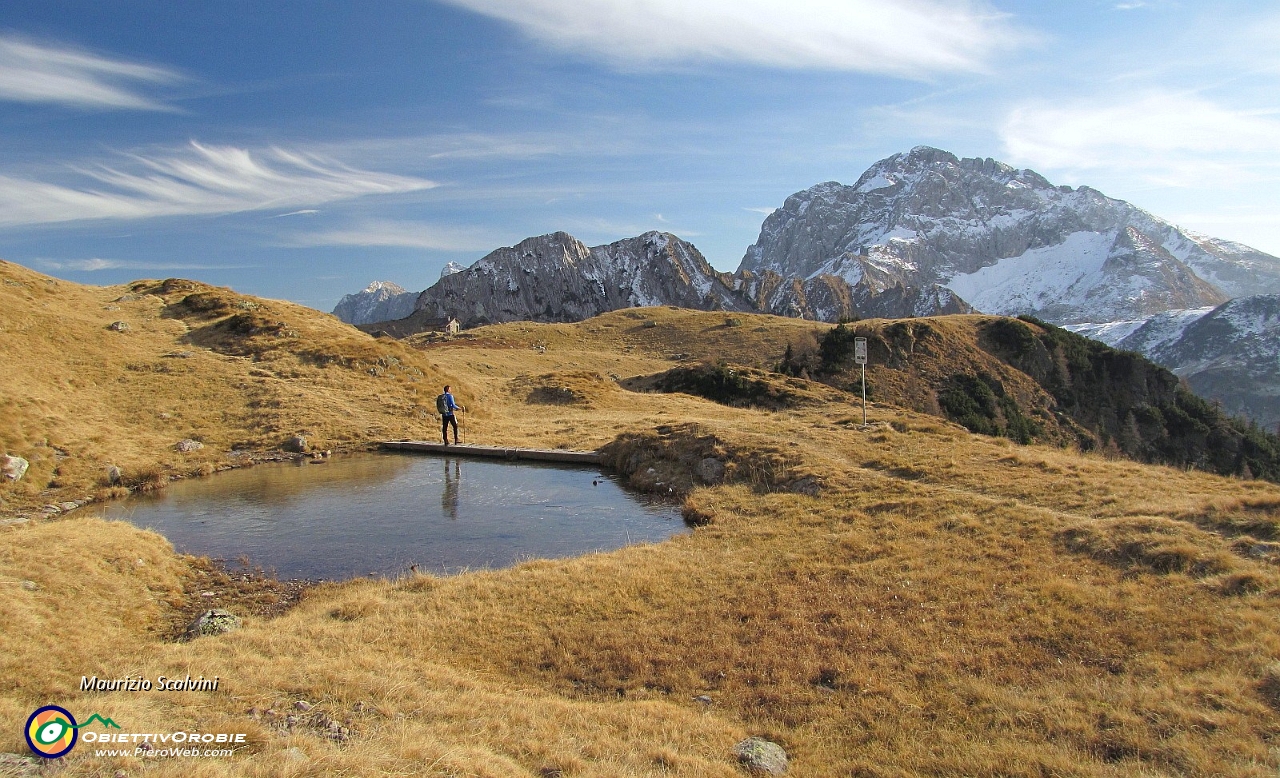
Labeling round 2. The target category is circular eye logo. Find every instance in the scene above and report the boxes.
[25,706,78,758]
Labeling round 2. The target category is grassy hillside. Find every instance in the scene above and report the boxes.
[3,263,1280,776]
[777,316,1280,479]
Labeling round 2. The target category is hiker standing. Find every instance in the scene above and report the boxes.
[437,385,464,445]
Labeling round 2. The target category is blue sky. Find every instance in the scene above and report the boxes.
[1,0,1277,310]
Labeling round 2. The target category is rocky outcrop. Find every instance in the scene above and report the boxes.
[184,608,241,639]
[740,146,1280,325]
[332,281,418,325]
[1,455,28,482]
[733,268,969,322]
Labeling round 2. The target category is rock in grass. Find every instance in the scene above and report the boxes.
[283,435,308,453]
[185,608,241,640]
[175,439,204,453]
[733,737,788,775]
[697,457,725,485]
[107,320,131,332]
[106,464,122,485]
[787,476,821,497]
[1,455,29,482]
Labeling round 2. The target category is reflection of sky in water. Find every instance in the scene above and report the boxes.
[99,455,685,580]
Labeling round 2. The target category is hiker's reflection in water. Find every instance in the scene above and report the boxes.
[442,458,460,520]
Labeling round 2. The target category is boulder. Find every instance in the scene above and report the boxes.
[184,609,242,640]
[696,457,726,485]
[733,737,788,775]
[787,476,822,497]
[107,320,130,332]
[106,465,123,485]
[175,439,204,453]
[283,435,308,453]
[1,455,29,482]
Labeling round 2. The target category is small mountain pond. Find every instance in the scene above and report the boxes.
[100,454,686,580]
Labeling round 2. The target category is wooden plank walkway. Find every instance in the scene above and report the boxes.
[380,440,602,465]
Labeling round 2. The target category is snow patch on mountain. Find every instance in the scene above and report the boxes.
[946,231,1112,317]
[1115,308,1217,353]
[1064,318,1150,346]
[857,173,896,193]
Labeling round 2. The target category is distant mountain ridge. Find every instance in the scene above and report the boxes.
[334,229,969,328]
[1069,295,1280,428]
[335,145,1280,332]
[740,146,1280,325]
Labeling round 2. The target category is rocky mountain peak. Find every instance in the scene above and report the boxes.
[360,280,406,295]
[332,280,416,325]
[740,147,1280,325]
[510,232,591,264]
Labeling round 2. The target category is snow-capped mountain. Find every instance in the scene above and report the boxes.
[1067,296,1280,427]
[332,281,417,325]
[740,146,1280,325]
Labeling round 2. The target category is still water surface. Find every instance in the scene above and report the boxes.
[101,454,685,580]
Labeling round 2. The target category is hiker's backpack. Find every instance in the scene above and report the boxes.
[436,394,449,414]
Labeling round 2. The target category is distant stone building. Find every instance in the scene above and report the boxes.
[445,318,460,336]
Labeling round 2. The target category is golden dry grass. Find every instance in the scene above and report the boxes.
[3,263,1280,775]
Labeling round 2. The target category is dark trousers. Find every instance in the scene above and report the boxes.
[442,413,458,443]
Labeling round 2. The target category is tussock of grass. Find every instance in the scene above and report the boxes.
[1058,516,1242,576]
[5,266,1280,775]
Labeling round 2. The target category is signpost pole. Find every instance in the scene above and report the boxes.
[854,336,868,427]
[861,363,867,426]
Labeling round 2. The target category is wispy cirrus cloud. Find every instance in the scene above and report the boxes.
[0,141,435,228]
[284,219,499,251]
[438,0,1028,78]
[1000,91,1280,186]
[0,34,182,110]
[33,257,256,272]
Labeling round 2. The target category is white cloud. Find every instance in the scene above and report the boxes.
[0,34,181,110]
[34,257,255,272]
[438,0,1026,78]
[742,206,777,215]
[285,219,497,251]
[1000,92,1280,186]
[0,141,435,228]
